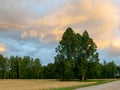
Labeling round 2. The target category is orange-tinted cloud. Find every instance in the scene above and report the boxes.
[0,0,120,62]
[39,0,119,50]
[0,44,6,52]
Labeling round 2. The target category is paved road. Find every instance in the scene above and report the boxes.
[75,81,120,90]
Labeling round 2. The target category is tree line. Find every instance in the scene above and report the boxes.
[0,55,43,79]
[0,27,120,80]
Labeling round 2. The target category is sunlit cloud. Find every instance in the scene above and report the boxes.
[31,0,120,48]
[0,44,6,52]
[112,39,120,48]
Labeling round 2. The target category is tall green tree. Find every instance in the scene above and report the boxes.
[75,31,98,81]
[55,27,77,80]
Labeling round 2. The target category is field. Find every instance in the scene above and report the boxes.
[0,79,95,90]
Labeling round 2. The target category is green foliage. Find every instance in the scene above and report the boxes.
[55,27,77,80]
[101,61,117,78]
[9,56,21,79]
[76,30,98,80]
[44,63,55,79]
[87,53,102,79]
[54,27,119,80]
[116,65,120,78]
[0,55,42,79]
[0,55,7,79]
[55,28,99,81]
[33,58,42,78]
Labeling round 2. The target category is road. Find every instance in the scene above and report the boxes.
[75,81,120,90]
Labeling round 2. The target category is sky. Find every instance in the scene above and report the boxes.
[0,0,120,65]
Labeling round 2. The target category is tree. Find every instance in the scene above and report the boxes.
[44,63,55,79]
[9,56,17,79]
[74,33,83,80]
[101,61,117,78]
[55,27,77,80]
[116,65,120,78]
[87,53,101,79]
[106,61,116,78]
[75,31,98,81]
[19,56,31,79]
[101,60,107,78]
[33,58,42,79]
[0,55,7,79]
[54,55,66,80]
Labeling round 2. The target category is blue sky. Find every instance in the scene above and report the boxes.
[0,0,120,65]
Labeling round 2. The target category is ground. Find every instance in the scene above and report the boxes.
[0,79,94,90]
[75,80,120,90]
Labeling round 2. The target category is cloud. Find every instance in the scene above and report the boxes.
[107,39,120,57]
[47,0,120,49]
[0,44,6,52]
[25,0,120,48]
[0,0,120,64]
[1,0,119,44]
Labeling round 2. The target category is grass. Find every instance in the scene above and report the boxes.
[0,79,117,90]
[53,79,117,90]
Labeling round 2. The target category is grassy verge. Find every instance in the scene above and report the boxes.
[52,79,117,90]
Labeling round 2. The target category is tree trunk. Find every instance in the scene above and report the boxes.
[81,72,85,81]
